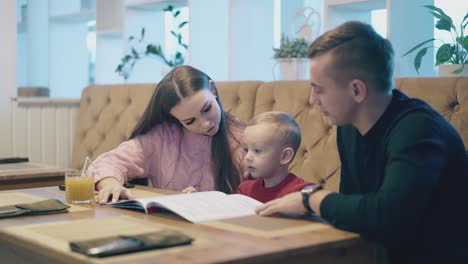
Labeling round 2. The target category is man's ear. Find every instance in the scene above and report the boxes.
[209,80,218,97]
[280,147,295,165]
[350,79,367,103]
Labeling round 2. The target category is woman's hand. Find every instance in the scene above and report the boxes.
[96,177,135,204]
[181,186,197,193]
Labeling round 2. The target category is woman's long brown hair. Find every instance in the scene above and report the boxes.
[129,65,242,193]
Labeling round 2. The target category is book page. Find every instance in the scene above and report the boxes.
[132,191,263,223]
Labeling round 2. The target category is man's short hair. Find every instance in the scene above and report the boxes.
[248,111,301,153]
[308,21,394,93]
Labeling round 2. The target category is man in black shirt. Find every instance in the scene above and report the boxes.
[256,21,468,263]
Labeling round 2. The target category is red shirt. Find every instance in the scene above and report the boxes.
[237,173,314,203]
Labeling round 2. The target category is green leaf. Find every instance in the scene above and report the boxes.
[140,28,145,40]
[424,5,454,29]
[429,11,444,20]
[163,5,173,12]
[170,30,177,38]
[128,36,134,41]
[131,48,139,59]
[403,38,435,56]
[462,35,468,50]
[178,21,188,29]
[435,18,452,32]
[174,11,180,17]
[414,47,427,74]
[435,44,452,65]
[462,12,468,29]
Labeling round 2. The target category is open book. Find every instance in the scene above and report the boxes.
[108,191,264,223]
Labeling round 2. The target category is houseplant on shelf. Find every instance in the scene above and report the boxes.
[272,36,309,80]
[115,5,188,80]
[403,5,467,76]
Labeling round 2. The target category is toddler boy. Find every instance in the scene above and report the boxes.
[238,111,315,203]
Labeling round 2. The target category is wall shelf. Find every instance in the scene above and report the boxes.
[126,0,187,11]
[97,30,123,38]
[49,10,95,24]
[327,0,385,11]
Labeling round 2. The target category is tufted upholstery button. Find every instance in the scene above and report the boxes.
[121,135,127,141]
[81,131,87,139]
[101,134,106,140]
[106,97,111,104]
[87,96,91,104]
[93,115,99,122]
[127,97,132,104]
[114,115,120,122]
[449,101,459,108]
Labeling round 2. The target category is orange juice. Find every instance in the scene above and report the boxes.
[65,172,94,204]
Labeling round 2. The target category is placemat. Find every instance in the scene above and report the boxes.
[201,214,329,238]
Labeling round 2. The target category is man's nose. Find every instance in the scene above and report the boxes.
[309,90,316,105]
[309,92,319,106]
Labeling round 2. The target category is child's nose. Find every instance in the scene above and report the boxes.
[244,151,253,161]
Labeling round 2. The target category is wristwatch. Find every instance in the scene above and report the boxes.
[301,184,322,214]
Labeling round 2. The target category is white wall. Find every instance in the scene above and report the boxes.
[189,0,230,81]
[28,0,49,87]
[49,22,89,98]
[0,0,17,158]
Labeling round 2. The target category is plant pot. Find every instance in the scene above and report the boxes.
[438,64,468,77]
[272,58,309,80]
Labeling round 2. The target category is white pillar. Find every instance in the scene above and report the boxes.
[0,0,17,157]
[389,0,434,77]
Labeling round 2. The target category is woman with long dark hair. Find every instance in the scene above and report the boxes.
[93,66,245,203]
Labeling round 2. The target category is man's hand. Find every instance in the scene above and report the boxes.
[255,192,306,216]
[256,189,331,216]
[96,177,135,204]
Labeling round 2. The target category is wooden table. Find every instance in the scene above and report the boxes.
[0,186,376,264]
[0,162,66,190]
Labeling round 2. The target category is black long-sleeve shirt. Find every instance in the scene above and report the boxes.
[320,89,468,263]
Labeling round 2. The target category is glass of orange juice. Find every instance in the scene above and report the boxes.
[65,170,95,204]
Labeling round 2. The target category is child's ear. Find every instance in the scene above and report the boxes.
[280,147,294,165]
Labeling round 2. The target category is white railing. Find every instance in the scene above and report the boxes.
[10,98,80,168]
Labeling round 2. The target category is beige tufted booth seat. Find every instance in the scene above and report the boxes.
[71,77,468,192]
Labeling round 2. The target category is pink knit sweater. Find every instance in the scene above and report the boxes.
[92,122,245,191]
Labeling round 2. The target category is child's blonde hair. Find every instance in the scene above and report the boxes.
[247,111,301,154]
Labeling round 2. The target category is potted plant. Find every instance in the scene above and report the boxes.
[115,5,188,80]
[403,5,467,76]
[272,36,309,80]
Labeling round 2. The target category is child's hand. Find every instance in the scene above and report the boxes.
[182,186,197,193]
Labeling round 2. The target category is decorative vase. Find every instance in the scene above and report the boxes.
[272,58,309,80]
[438,64,468,77]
